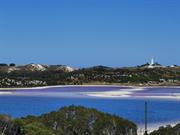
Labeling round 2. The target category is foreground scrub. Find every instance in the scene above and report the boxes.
[0,105,137,135]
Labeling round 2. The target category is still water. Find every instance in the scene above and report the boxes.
[0,86,179,125]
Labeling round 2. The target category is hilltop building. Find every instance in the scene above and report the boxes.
[148,58,155,68]
[148,57,162,68]
[170,65,178,68]
[138,58,163,68]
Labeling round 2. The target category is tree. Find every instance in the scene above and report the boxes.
[9,63,16,67]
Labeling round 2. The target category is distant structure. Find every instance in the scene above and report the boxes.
[138,58,176,69]
[148,57,162,69]
[148,57,154,68]
[170,64,178,68]
[144,101,148,135]
[150,57,154,65]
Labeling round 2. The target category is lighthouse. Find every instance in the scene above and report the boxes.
[150,57,154,65]
[148,57,155,68]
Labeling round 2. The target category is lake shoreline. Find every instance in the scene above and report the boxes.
[0,85,180,100]
[0,84,180,90]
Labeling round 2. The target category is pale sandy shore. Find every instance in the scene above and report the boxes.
[84,88,180,100]
[85,92,180,100]
[0,85,179,90]
[0,85,124,90]
[83,88,144,98]
[0,92,13,95]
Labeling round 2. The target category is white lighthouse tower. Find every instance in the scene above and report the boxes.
[148,57,155,68]
[150,57,154,65]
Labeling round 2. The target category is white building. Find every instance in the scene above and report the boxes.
[148,57,162,68]
[148,57,155,68]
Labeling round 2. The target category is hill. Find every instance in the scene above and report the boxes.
[149,123,180,135]
[0,106,137,135]
[0,63,179,87]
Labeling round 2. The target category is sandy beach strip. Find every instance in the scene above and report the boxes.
[0,91,13,95]
[0,85,179,91]
[0,85,127,90]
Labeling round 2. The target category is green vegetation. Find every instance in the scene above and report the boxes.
[0,106,137,135]
[149,123,180,135]
[0,64,180,87]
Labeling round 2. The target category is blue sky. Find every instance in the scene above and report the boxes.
[0,0,179,67]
